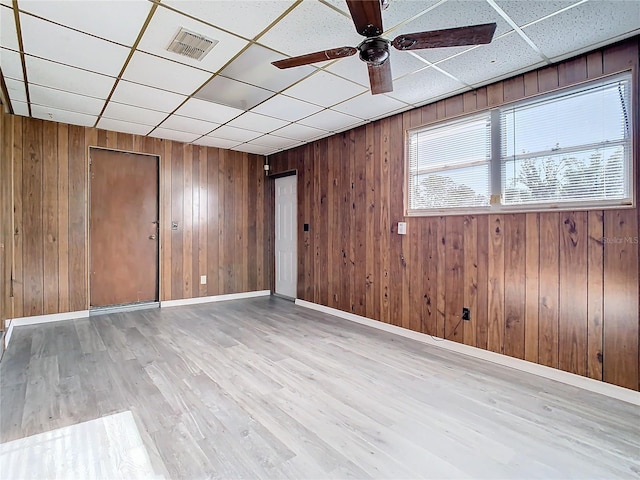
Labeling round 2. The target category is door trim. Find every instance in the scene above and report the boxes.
[87,147,161,309]
[274,174,297,299]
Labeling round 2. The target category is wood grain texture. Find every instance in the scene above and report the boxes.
[268,38,640,390]
[4,117,269,316]
[558,211,588,377]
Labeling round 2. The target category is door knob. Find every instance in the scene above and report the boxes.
[149,234,157,240]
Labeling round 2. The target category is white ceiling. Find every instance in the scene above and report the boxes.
[0,0,638,156]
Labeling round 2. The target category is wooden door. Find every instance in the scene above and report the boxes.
[275,174,297,298]
[90,149,159,307]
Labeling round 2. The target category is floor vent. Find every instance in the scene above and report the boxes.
[167,27,218,61]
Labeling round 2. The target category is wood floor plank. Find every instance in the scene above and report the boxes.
[2,297,638,479]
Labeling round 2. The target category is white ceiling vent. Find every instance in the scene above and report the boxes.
[166,27,218,61]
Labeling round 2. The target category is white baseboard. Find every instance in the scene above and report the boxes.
[4,310,90,349]
[4,322,13,349]
[161,290,271,308]
[295,299,640,406]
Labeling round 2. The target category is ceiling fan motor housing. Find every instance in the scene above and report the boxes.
[358,37,390,66]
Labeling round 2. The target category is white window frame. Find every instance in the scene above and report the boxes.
[405,71,634,216]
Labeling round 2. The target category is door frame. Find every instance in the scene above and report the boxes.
[87,146,162,308]
[271,170,298,299]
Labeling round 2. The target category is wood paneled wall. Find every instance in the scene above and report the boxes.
[1,107,13,336]
[269,38,640,391]
[0,116,271,318]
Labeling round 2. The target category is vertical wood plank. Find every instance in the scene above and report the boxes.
[12,116,23,318]
[422,219,437,335]
[68,125,86,311]
[503,76,525,103]
[587,210,604,381]
[23,119,44,316]
[436,217,446,338]
[354,127,367,316]
[207,148,220,296]
[603,209,639,389]
[503,214,526,359]
[524,213,539,363]
[42,121,59,314]
[463,215,477,347]
[57,124,69,313]
[161,140,172,301]
[183,145,193,298]
[476,215,489,350]
[445,216,464,342]
[378,119,390,323]
[559,211,588,376]
[171,141,184,300]
[539,212,560,368]
[487,215,504,354]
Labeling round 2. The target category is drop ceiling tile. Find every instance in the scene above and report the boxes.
[495,0,580,27]
[251,94,323,122]
[388,67,465,105]
[110,80,186,113]
[103,102,168,126]
[298,108,360,132]
[208,125,263,142]
[194,136,242,149]
[270,122,326,141]
[25,55,116,99]
[438,33,544,87]
[19,14,130,76]
[220,44,315,93]
[31,104,97,127]
[11,101,29,116]
[332,91,409,119]
[234,143,273,155]
[326,51,428,88]
[394,0,513,64]
[137,6,248,74]
[258,0,359,57]
[523,1,640,60]
[148,128,201,143]
[29,84,105,116]
[97,118,153,136]
[227,112,289,134]
[5,78,27,103]
[175,98,243,124]
[283,71,366,107]
[163,0,295,40]
[160,115,220,135]
[323,0,441,32]
[194,75,274,110]
[0,5,19,50]
[0,48,24,80]
[18,0,152,46]
[249,134,301,149]
[122,51,212,95]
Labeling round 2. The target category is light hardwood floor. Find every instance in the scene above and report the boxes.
[1,297,639,479]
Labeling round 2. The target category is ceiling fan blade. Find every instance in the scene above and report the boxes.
[368,61,393,95]
[272,47,357,69]
[392,23,497,51]
[346,0,384,37]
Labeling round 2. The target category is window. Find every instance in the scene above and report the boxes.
[407,113,491,212]
[406,73,633,215]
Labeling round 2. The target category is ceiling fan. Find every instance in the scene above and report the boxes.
[272,0,497,95]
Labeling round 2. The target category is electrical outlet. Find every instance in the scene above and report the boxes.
[397,222,407,235]
[462,307,470,321]
[200,275,207,285]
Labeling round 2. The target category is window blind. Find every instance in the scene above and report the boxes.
[407,113,491,212]
[500,74,632,207]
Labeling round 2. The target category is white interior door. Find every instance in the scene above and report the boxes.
[275,175,297,298]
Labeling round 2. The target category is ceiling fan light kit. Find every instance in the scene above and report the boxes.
[272,0,497,95]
